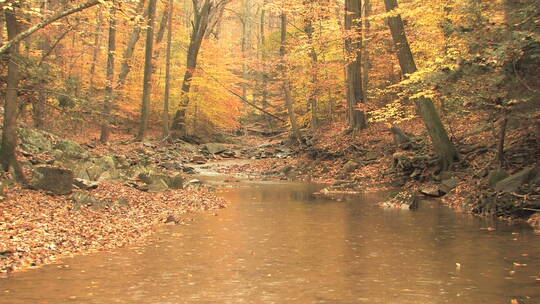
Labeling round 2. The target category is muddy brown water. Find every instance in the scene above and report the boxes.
[1,179,539,304]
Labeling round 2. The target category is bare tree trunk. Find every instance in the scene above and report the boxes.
[89,9,103,92]
[116,0,147,89]
[171,0,212,133]
[137,0,157,140]
[100,2,117,143]
[1,6,26,182]
[345,0,367,131]
[383,0,459,170]
[241,0,251,100]
[162,0,173,137]
[304,1,319,131]
[280,13,302,143]
[497,112,508,168]
[361,0,371,101]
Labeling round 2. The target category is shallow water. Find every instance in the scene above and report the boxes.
[1,180,539,304]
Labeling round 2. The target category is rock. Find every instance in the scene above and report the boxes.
[148,179,169,193]
[281,165,294,176]
[487,169,509,187]
[380,190,419,210]
[86,165,104,181]
[365,151,379,161]
[184,179,203,189]
[182,166,197,174]
[125,181,149,191]
[164,215,179,224]
[202,143,227,154]
[494,167,538,192]
[31,166,73,195]
[113,155,130,169]
[192,155,207,164]
[419,186,442,197]
[439,177,460,194]
[18,128,53,153]
[343,160,359,173]
[70,192,107,210]
[73,178,99,190]
[166,174,184,190]
[55,139,87,159]
[221,150,236,158]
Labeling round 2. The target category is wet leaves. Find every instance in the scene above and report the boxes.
[0,183,226,273]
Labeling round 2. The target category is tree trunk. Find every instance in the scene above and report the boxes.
[100,2,117,143]
[162,0,173,137]
[361,0,371,101]
[1,7,26,182]
[345,0,367,131]
[89,9,103,92]
[280,13,302,143]
[116,0,147,89]
[137,0,157,140]
[383,0,459,170]
[171,0,213,132]
[304,0,319,131]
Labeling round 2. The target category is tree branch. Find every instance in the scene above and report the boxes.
[0,0,102,56]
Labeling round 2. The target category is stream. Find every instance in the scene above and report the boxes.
[1,177,539,303]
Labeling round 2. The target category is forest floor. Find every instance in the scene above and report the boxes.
[1,114,539,274]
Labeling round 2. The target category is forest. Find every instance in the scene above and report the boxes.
[0,0,539,302]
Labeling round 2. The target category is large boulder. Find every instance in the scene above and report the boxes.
[31,166,73,195]
[54,139,87,159]
[202,143,227,154]
[494,167,539,192]
[18,128,53,154]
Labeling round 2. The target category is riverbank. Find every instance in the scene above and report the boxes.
[219,118,539,231]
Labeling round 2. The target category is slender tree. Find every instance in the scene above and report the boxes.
[163,0,174,137]
[280,13,303,143]
[304,0,319,131]
[383,0,459,170]
[137,0,158,140]
[100,1,117,143]
[117,0,147,89]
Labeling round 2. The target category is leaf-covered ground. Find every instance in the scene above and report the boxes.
[0,183,226,274]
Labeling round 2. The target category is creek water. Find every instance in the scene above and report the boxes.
[1,179,539,304]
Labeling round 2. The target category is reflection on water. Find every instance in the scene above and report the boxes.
[1,181,539,304]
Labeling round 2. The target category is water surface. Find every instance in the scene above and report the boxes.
[1,180,539,303]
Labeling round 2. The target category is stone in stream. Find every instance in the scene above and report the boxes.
[419,186,442,197]
[30,166,74,195]
[379,190,419,210]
